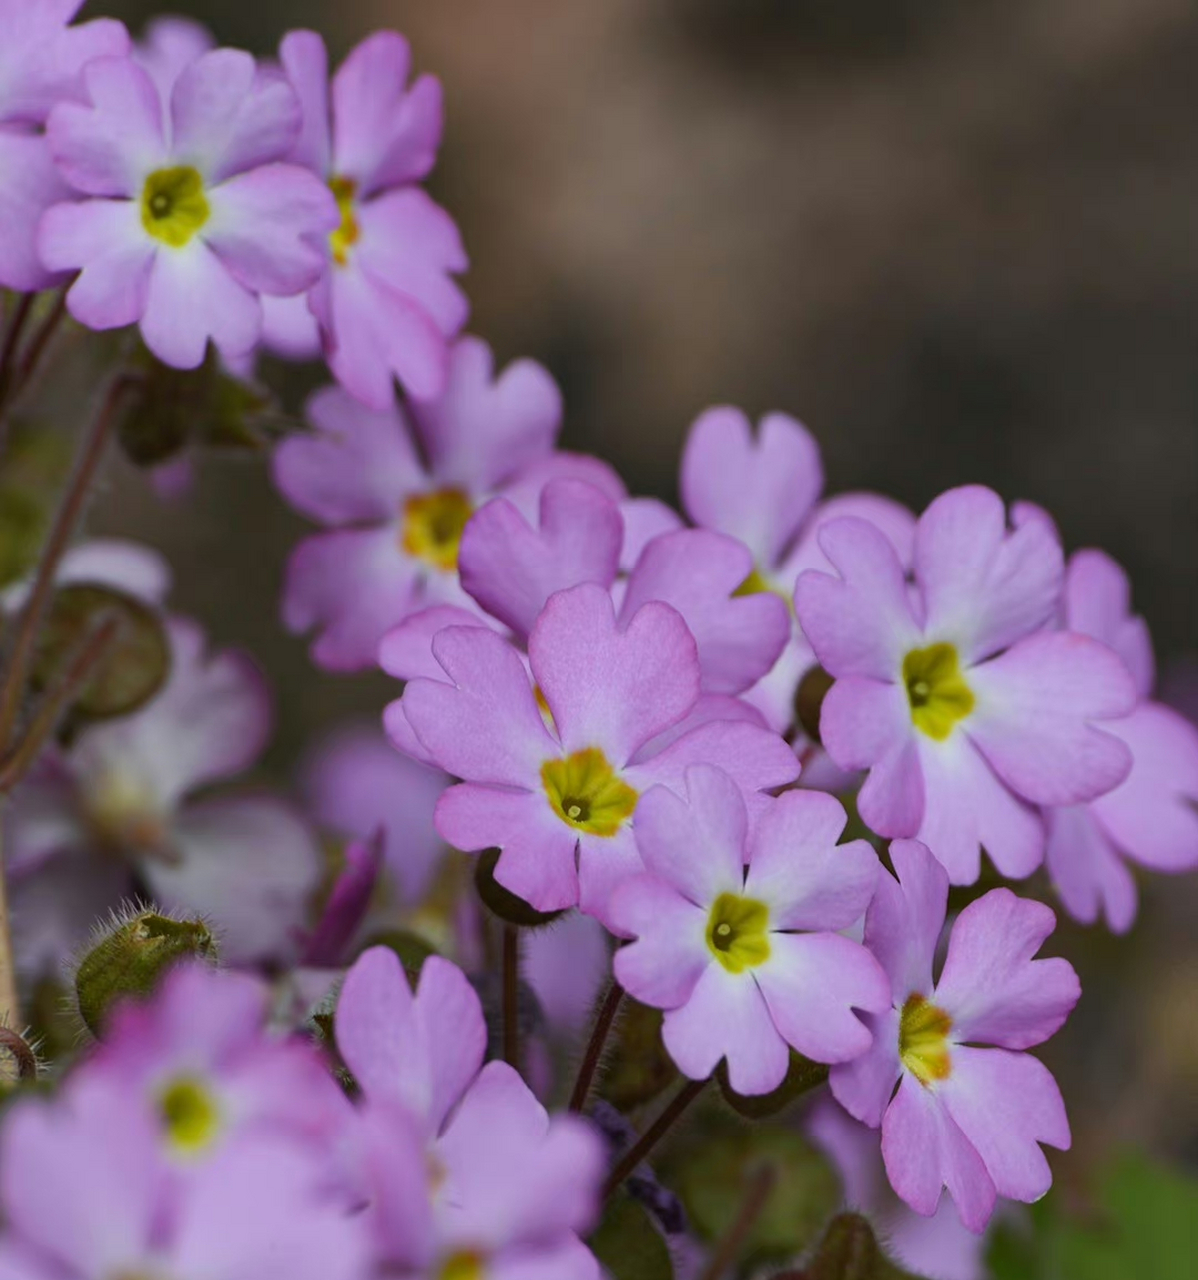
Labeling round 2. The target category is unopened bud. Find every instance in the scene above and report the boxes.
[74,907,216,1036]
[801,1213,891,1280]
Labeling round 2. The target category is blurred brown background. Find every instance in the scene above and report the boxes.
[87,0,1198,1174]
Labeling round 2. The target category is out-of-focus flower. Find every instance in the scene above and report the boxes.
[274,338,621,671]
[270,30,467,405]
[133,15,214,102]
[40,47,337,368]
[609,763,887,1094]
[524,911,610,1036]
[338,947,603,1279]
[807,1096,985,1280]
[84,961,350,1166]
[678,407,915,736]
[796,485,1137,884]
[1044,549,1198,931]
[830,840,1079,1233]
[0,0,128,292]
[392,583,799,925]
[0,1055,366,1280]
[459,475,791,696]
[6,617,320,968]
[303,724,448,907]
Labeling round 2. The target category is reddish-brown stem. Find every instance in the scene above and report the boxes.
[0,374,133,751]
[13,288,69,398]
[569,980,624,1112]
[502,923,521,1073]
[696,1161,778,1280]
[602,1076,709,1200]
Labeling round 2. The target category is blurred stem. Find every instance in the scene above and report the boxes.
[697,1162,778,1280]
[502,923,520,1073]
[603,1076,709,1199]
[0,611,119,794]
[0,827,18,1048]
[0,294,35,453]
[13,288,69,401]
[0,374,134,751]
[569,979,624,1112]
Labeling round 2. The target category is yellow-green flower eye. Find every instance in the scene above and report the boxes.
[402,488,474,571]
[141,167,210,248]
[158,1075,221,1154]
[899,994,953,1085]
[705,892,771,973]
[903,643,974,740]
[541,748,638,837]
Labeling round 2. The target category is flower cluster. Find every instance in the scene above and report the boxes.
[0,6,1195,1280]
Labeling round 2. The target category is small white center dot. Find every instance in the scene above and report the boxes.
[567,804,582,819]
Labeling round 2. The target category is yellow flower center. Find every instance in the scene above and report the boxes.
[541,748,638,837]
[401,489,474,571]
[706,892,771,973]
[158,1075,221,1154]
[899,994,953,1086]
[141,167,210,247]
[903,643,975,741]
[329,175,360,266]
[439,1254,485,1280]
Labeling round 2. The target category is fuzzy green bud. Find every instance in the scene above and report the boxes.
[74,909,216,1036]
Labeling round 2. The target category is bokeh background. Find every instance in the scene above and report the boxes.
[85,0,1198,1198]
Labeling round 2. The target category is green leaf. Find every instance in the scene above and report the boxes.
[588,1192,674,1280]
[31,583,170,721]
[674,1123,841,1269]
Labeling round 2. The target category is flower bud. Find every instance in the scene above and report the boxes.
[74,907,216,1036]
[796,1213,900,1280]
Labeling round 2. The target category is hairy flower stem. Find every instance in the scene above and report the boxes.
[696,1162,778,1280]
[502,923,520,1073]
[568,980,624,1112]
[602,1076,709,1200]
[0,374,135,751]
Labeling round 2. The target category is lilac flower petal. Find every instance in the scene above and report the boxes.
[47,55,165,195]
[968,631,1136,806]
[0,2,129,125]
[501,452,627,521]
[916,733,1043,884]
[382,697,437,768]
[278,30,331,176]
[854,731,925,840]
[0,131,69,293]
[618,497,684,570]
[490,1240,601,1280]
[146,795,320,964]
[274,386,426,526]
[437,1062,604,1248]
[530,585,699,764]
[338,948,486,1133]
[140,239,260,369]
[436,784,581,914]
[324,259,448,407]
[829,1007,902,1129]
[757,932,890,1063]
[406,626,555,786]
[631,765,746,903]
[798,516,920,680]
[524,912,610,1034]
[356,1099,435,1269]
[55,538,172,603]
[205,163,337,296]
[171,50,300,185]
[0,1085,160,1275]
[135,16,215,103]
[331,31,443,195]
[621,529,790,695]
[934,889,1079,1049]
[939,1048,1070,1207]
[610,875,710,1005]
[745,789,878,931]
[357,188,469,335]
[881,1075,995,1233]
[681,407,823,568]
[74,617,269,808]
[304,726,448,906]
[1092,702,1198,872]
[864,839,947,1004]
[410,337,562,494]
[1064,549,1155,698]
[632,691,769,761]
[663,963,790,1095]
[915,486,1063,664]
[1045,805,1138,933]
[577,826,653,927]
[378,606,493,682]
[460,480,623,641]
[41,199,154,332]
[283,526,422,672]
[779,491,917,584]
[302,833,382,967]
[260,292,322,359]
